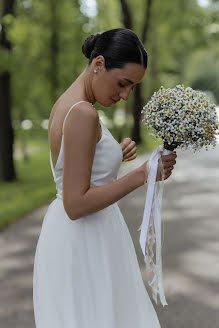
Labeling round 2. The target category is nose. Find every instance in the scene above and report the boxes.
[119,88,131,101]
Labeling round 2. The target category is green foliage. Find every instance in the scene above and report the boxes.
[1,0,219,225]
[5,0,92,124]
[0,141,56,230]
[184,47,219,103]
[2,0,217,122]
[149,0,208,86]
[95,0,121,31]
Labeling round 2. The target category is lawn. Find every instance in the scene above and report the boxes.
[0,136,56,230]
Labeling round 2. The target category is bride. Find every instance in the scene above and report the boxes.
[33,28,177,327]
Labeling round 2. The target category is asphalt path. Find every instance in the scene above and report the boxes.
[118,143,219,327]
[0,143,218,327]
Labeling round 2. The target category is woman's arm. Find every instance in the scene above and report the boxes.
[62,103,146,221]
[70,167,145,220]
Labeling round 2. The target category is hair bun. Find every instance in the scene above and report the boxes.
[82,34,100,59]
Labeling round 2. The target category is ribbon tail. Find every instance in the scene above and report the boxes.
[139,145,168,306]
[139,150,159,256]
[152,182,168,306]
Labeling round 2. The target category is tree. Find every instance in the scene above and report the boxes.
[0,0,16,181]
[119,0,153,144]
[49,0,59,103]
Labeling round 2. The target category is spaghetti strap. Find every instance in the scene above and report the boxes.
[49,150,55,178]
[62,100,87,134]
[50,100,87,174]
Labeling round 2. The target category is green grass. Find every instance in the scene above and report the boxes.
[0,126,157,231]
[0,137,56,231]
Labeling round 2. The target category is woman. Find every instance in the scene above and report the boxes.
[33,28,177,327]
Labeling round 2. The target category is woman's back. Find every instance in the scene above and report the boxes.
[48,88,102,171]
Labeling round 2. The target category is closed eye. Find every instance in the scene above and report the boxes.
[119,82,135,91]
[118,82,126,88]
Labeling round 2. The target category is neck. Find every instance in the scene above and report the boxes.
[72,66,96,105]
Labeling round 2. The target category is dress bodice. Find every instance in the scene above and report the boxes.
[49,101,123,200]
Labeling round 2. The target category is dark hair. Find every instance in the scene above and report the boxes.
[82,28,148,70]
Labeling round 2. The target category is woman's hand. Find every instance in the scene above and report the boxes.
[120,138,137,162]
[139,151,177,184]
[156,151,177,181]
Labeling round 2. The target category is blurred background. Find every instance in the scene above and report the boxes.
[0,1,219,327]
[1,0,219,230]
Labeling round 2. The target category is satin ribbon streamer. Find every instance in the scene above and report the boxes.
[138,145,169,306]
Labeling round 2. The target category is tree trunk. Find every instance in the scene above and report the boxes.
[49,0,59,103]
[142,0,152,44]
[119,0,133,29]
[0,0,16,182]
[131,83,142,143]
[119,0,153,144]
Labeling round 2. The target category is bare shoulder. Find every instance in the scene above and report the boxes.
[49,99,99,140]
[63,101,99,137]
[66,101,99,122]
[49,99,99,170]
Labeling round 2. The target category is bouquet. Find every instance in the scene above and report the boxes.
[142,84,219,153]
[138,85,219,306]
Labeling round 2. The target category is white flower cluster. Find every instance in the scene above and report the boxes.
[141,85,219,151]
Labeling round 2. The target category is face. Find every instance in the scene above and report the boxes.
[91,56,146,107]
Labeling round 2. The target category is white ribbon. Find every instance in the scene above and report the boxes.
[138,145,172,306]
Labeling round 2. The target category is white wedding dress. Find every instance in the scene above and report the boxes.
[33,101,161,327]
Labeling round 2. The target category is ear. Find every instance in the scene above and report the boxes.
[93,55,106,72]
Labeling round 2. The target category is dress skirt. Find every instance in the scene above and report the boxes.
[33,198,161,327]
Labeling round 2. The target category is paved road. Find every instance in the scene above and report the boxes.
[0,144,218,327]
[118,144,219,327]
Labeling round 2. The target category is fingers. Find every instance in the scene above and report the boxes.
[124,153,137,161]
[155,151,177,181]
[163,160,176,168]
[161,152,177,170]
[122,138,136,160]
[120,138,134,151]
[161,153,177,162]
[162,164,174,176]
[122,140,136,154]
[160,168,172,180]
[156,167,173,181]
[123,146,136,159]
[157,154,176,181]
[164,172,172,180]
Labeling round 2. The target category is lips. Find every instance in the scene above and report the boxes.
[112,98,120,103]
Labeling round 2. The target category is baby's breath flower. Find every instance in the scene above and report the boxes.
[142,85,219,151]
